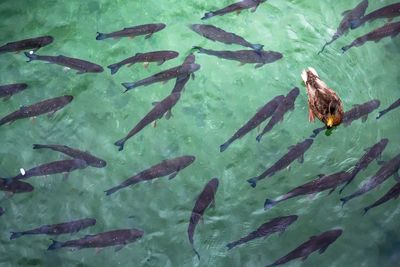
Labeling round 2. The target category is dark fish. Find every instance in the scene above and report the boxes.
[264,171,353,210]
[10,218,96,240]
[220,95,285,152]
[122,54,200,91]
[114,92,182,151]
[0,95,73,126]
[341,153,400,206]
[350,3,400,29]
[0,83,28,100]
[247,139,314,188]
[377,98,400,119]
[12,159,88,181]
[226,215,298,250]
[96,23,166,40]
[193,46,282,68]
[190,24,263,51]
[256,88,299,142]
[105,156,195,195]
[170,74,191,95]
[339,139,389,194]
[201,0,267,20]
[188,178,219,260]
[24,52,103,74]
[0,207,4,216]
[265,229,343,267]
[363,182,400,214]
[342,21,400,52]
[32,144,106,168]
[0,36,53,54]
[310,99,380,138]
[318,0,368,54]
[107,50,179,75]
[48,228,144,251]
[0,178,34,193]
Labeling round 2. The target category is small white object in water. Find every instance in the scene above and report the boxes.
[20,168,26,176]
[29,50,34,55]
[63,67,71,71]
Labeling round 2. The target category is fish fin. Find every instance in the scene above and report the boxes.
[257,125,261,133]
[114,139,126,151]
[361,114,368,122]
[238,62,245,66]
[264,199,277,210]
[152,101,159,106]
[201,12,214,20]
[157,60,165,66]
[76,70,86,75]
[47,110,56,118]
[301,255,309,262]
[250,5,258,12]
[319,246,328,254]
[143,62,149,68]
[328,187,336,195]
[168,171,178,180]
[191,73,196,80]
[162,80,168,85]
[297,154,304,164]
[48,239,63,250]
[114,245,124,252]
[95,32,107,40]
[145,33,153,39]
[247,177,258,188]
[341,10,351,16]
[394,172,400,182]
[209,199,216,209]
[165,110,172,120]
[62,173,69,181]
[5,191,14,198]
[377,160,386,165]
[107,64,120,75]
[3,95,11,101]
[10,232,23,240]
[317,174,325,178]
[152,120,157,128]
[24,52,38,62]
[236,10,242,15]
[308,193,317,200]
[255,63,264,69]
[95,247,103,254]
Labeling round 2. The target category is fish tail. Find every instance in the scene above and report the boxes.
[10,232,23,240]
[264,199,277,210]
[193,247,201,260]
[24,52,38,62]
[226,242,236,250]
[192,46,203,53]
[114,139,126,151]
[251,44,264,51]
[121,82,136,92]
[107,64,120,75]
[247,177,258,188]
[96,32,107,40]
[341,45,351,53]
[255,134,263,142]
[219,140,232,153]
[201,12,214,20]
[32,144,44,150]
[48,239,63,250]
[363,207,370,215]
[376,111,384,119]
[104,186,121,196]
[340,196,350,207]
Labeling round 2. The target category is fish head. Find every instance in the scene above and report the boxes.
[286,87,300,99]
[185,155,196,166]
[156,23,167,31]
[183,54,196,65]
[91,159,107,168]
[189,24,201,33]
[209,178,219,190]
[64,95,74,103]
[41,36,54,46]
[91,65,104,73]
[188,63,201,73]
[130,228,145,239]
[262,51,283,63]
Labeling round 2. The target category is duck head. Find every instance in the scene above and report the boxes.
[325,101,343,128]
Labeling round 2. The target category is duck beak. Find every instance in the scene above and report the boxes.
[327,115,334,128]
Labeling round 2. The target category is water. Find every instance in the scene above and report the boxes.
[0,0,399,266]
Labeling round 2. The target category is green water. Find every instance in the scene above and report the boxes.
[0,0,399,266]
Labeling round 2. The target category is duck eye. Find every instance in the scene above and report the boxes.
[329,106,336,114]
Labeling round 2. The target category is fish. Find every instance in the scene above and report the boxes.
[32,144,106,168]
[226,215,298,250]
[377,98,400,119]
[0,207,4,216]
[341,153,400,206]
[264,171,353,210]
[190,24,263,51]
[310,99,381,138]
[96,23,166,40]
[107,50,179,75]
[24,52,103,74]
[264,229,343,267]
[0,95,73,126]
[188,178,219,260]
[114,92,182,151]
[363,182,400,215]
[11,158,88,181]
[0,36,53,54]
[0,178,34,193]
[48,228,144,251]
[193,46,282,68]
[247,139,314,188]
[121,54,200,91]
[0,83,28,100]
[342,21,400,53]
[350,3,400,29]
[201,0,267,20]
[170,74,191,95]
[105,156,195,195]
[10,218,96,240]
[339,139,389,194]
[318,0,369,54]
[256,88,299,142]
[220,95,285,152]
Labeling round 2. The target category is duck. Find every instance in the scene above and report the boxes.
[301,67,344,128]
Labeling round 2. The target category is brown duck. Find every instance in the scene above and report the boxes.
[301,67,344,128]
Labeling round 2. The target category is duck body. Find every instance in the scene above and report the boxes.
[301,67,344,128]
